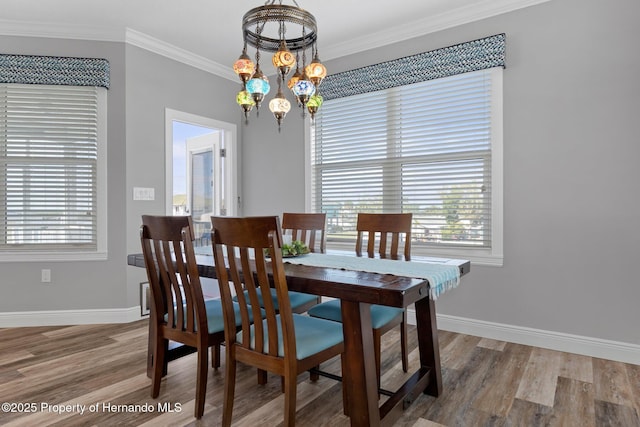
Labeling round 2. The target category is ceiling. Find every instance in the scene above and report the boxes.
[0,0,548,80]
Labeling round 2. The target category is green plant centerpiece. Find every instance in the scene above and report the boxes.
[265,240,310,257]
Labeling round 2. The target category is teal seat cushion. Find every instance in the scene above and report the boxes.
[307,300,404,330]
[235,289,318,311]
[203,299,226,334]
[166,299,263,335]
[239,314,344,359]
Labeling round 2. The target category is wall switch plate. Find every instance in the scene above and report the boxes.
[41,269,51,283]
[133,187,155,201]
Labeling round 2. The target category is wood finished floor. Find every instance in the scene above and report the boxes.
[0,320,638,426]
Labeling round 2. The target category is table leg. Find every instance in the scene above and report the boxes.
[414,296,442,396]
[340,300,381,426]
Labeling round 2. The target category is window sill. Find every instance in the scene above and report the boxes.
[326,242,502,267]
[412,247,503,267]
[0,251,108,263]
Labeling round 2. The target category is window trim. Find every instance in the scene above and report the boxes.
[0,86,108,262]
[306,67,503,267]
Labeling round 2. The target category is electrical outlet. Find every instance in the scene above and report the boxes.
[41,269,51,283]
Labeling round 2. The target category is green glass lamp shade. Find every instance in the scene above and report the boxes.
[306,94,323,109]
[236,90,256,107]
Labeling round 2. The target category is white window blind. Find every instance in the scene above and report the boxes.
[0,83,101,251]
[311,68,497,251]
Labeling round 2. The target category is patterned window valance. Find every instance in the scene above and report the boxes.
[0,54,110,89]
[321,33,505,100]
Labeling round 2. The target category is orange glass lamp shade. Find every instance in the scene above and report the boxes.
[233,53,255,83]
[272,41,296,77]
[287,68,302,91]
[305,54,327,87]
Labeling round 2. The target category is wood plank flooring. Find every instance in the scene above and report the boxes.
[0,320,638,426]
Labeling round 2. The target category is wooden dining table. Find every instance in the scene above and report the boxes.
[127,251,470,426]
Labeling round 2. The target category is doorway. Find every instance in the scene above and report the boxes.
[165,109,237,248]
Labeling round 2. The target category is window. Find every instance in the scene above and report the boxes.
[310,68,503,265]
[0,83,107,260]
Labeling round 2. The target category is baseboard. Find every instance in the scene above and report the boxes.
[3,306,637,365]
[406,309,640,365]
[0,307,143,327]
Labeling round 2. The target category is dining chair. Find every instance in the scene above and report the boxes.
[211,216,345,427]
[308,212,413,386]
[282,212,326,254]
[233,212,326,314]
[140,215,227,419]
[280,212,327,312]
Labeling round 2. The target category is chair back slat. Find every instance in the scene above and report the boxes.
[140,215,208,337]
[282,212,326,253]
[254,247,280,356]
[211,216,296,360]
[356,213,413,260]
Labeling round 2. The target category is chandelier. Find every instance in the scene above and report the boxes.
[233,0,327,131]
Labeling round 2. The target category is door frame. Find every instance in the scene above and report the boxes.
[164,108,238,218]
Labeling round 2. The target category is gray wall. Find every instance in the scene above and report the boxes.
[0,37,241,314]
[1,0,638,348]
[124,45,242,308]
[0,36,128,312]
[240,0,640,346]
[240,105,306,216]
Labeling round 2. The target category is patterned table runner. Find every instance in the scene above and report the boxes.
[284,253,461,300]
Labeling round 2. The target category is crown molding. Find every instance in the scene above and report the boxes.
[0,18,122,43]
[125,29,236,82]
[323,0,552,60]
[0,0,550,82]
[0,19,236,82]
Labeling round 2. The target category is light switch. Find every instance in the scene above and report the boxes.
[133,187,155,201]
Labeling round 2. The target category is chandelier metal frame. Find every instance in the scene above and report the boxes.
[242,4,317,53]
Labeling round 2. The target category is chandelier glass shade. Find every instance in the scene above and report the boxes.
[236,89,256,119]
[232,51,256,83]
[233,0,326,130]
[292,75,315,107]
[245,66,271,109]
[305,53,327,86]
[306,93,323,120]
[268,89,292,130]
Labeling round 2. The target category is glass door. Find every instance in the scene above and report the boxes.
[186,134,220,247]
[166,109,238,250]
